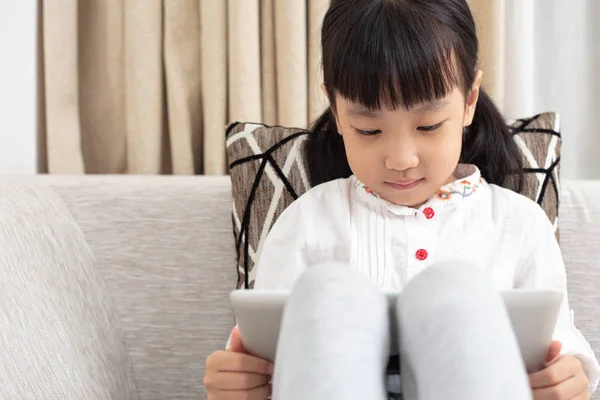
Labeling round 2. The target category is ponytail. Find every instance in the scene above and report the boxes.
[305,107,352,187]
[305,89,525,190]
[461,88,524,189]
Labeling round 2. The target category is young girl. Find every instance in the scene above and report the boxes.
[204,0,599,398]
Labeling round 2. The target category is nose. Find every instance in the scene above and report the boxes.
[384,138,419,171]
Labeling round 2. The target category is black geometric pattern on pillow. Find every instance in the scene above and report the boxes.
[513,114,561,204]
[507,112,561,240]
[226,122,309,289]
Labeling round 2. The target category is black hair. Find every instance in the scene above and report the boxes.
[306,0,524,188]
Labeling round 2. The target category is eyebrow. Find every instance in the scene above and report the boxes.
[345,99,450,118]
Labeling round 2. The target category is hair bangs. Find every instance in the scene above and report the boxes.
[326,2,461,111]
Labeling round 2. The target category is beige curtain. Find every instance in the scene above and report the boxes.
[40,0,329,175]
[467,0,505,109]
[40,0,505,175]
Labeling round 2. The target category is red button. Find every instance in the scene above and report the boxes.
[416,249,428,261]
[423,207,435,219]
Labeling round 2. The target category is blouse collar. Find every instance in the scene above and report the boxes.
[353,164,485,216]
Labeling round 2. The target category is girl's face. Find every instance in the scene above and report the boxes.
[331,75,482,207]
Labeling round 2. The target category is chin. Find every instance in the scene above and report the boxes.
[382,191,427,208]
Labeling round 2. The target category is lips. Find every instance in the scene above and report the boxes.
[390,179,420,186]
[385,178,423,190]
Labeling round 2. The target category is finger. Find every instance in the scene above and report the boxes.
[208,351,274,375]
[216,384,272,400]
[529,356,579,388]
[229,326,246,353]
[204,371,271,391]
[532,373,588,400]
[532,378,575,400]
[546,340,563,364]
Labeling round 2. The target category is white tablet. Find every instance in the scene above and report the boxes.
[230,288,562,373]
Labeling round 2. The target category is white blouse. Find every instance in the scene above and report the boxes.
[253,164,599,392]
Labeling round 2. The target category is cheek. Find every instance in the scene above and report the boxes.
[422,128,463,165]
[445,129,464,158]
[342,136,380,174]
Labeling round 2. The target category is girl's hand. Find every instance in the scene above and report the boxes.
[529,341,590,399]
[204,327,274,399]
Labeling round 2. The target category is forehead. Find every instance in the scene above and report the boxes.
[337,86,464,118]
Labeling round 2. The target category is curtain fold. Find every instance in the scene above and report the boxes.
[308,0,329,124]
[260,0,277,127]
[227,0,262,129]
[42,0,85,174]
[79,0,126,174]
[274,1,307,128]
[468,0,505,108]
[200,1,227,175]
[164,1,203,175]
[124,0,165,174]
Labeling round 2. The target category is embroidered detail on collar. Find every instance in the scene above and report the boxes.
[353,164,485,215]
[358,182,378,198]
[434,175,483,201]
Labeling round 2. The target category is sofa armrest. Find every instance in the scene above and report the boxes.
[0,183,139,399]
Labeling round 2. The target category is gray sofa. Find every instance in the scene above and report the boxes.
[0,175,598,399]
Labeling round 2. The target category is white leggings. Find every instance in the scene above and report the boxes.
[272,261,533,400]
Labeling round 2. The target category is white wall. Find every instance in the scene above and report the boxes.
[531,0,600,180]
[0,0,39,174]
[495,0,600,180]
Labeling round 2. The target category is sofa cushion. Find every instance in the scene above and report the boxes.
[226,112,562,289]
[558,180,600,399]
[0,183,139,400]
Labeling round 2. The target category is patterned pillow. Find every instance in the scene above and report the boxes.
[505,113,561,240]
[226,112,561,289]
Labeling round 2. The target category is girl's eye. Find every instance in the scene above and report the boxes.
[355,129,381,136]
[417,122,444,132]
